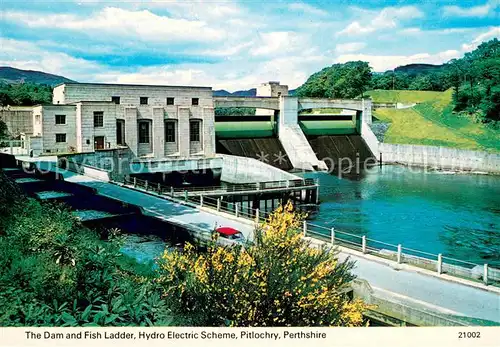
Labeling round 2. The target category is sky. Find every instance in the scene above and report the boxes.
[0,0,499,91]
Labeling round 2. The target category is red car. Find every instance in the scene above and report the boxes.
[215,226,245,243]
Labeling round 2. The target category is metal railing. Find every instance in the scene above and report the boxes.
[169,178,317,194]
[119,176,499,287]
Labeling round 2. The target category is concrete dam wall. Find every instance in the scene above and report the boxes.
[216,138,293,171]
[379,143,500,173]
[308,135,375,173]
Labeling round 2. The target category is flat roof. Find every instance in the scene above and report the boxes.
[54,82,212,90]
[71,101,116,104]
[32,104,75,108]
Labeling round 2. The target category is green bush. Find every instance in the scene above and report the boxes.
[0,170,175,326]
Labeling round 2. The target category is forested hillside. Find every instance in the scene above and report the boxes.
[296,38,500,123]
[0,67,74,86]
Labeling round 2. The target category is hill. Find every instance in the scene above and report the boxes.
[373,89,500,152]
[213,88,256,97]
[365,90,446,104]
[394,63,446,76]
[213,88,296,97]
[0,67,75,86]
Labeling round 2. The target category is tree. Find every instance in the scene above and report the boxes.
[157,202,367,327]
[297,61,372,99]
[0,83,52,106]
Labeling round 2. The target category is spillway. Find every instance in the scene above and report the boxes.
[216,138,293,171]
[307,135,375,174]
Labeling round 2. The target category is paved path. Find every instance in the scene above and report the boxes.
[336,251,499,324]
[24,159,500,324]
[61,171,255,240]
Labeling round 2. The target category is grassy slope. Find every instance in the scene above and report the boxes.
[372,89,500,152]
[366,89,446,104]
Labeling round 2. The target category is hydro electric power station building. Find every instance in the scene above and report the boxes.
[27,82,216,158]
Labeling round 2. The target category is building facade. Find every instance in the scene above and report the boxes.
[30,83,216,158]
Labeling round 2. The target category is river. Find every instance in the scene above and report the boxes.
[299,165,500,267]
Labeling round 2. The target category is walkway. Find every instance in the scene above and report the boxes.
[336,247,500,324]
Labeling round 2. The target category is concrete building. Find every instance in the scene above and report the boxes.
[28,83,216,157]
[0,106,33,137]
[256,81,288,117]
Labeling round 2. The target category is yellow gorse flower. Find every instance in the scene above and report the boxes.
[155,200,367,327]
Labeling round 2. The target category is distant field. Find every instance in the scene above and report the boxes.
[366,89,446,104]
[373,89,500,152]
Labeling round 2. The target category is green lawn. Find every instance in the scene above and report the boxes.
[372,89,500,152]
[366,89,446,104]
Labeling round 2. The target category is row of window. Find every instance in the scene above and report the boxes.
[55,112,104,127]
[113,96,200,106]
[54,120,201,145]
[137,120,201,144]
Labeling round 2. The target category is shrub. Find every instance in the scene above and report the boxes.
[157,202,367,327]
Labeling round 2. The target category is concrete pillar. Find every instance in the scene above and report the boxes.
[303,221,307,237]
[437,254,442,274]
[484,264,489,285]
[202,106,216,157]
[125,107,138,156]
[235,202,239,218]
[133,177,137,187]
[362,236,367,254]
[200,195,204,207]
[255,208,259,223]
[152,107,165,158]
[361,98,373,125]
[278,96,299,129]
[331,227,335,243]
[397,244,402,264]
[217,198,221,212]
[178,108,190,158]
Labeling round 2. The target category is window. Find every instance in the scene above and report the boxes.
[55,134,66,143]
[112,96,120,104]
[192,98,199,106]
[94,111,104,127]
[166,97,175,105]
[138,121,150,144]
[55,114,66,125]
[165,121,176,143]
[140,97,148,105]
[189,120,201,142]
[116,120,125,145]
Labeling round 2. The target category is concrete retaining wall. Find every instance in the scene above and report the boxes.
[219,154,300,183]
[58,147,135,180]
[373,103,396,109]
[130,157,223,174]
[380,143,500,173]
[351,280,469,326]
[82,165,111,182]
[360,121,380,158]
